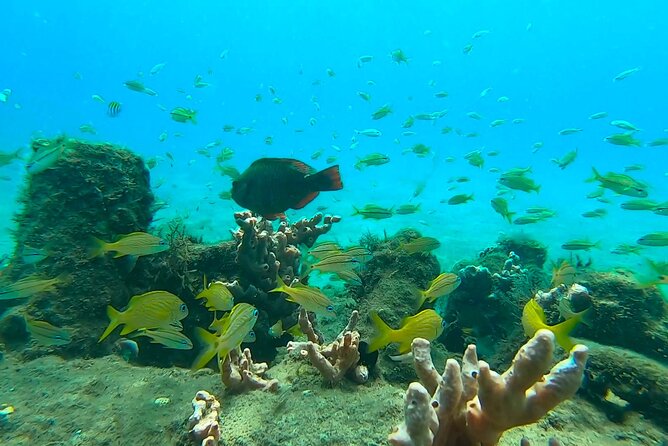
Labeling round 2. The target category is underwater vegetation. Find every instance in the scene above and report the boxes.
[0,137,666,446]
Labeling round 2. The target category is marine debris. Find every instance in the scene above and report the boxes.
[287,308,366,385]
[390,330,588,446]
[221,347,279,393]
[187,390,221,446]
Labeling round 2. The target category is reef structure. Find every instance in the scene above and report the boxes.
[287,308,367,385]
[390,330,588,446]
[221,347,279,393]
[187,390,221,446]
[233,210,340,291]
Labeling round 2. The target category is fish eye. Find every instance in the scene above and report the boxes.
[253,309,259,317]
[180,303,187,313]
[159,239,167,245]
[441,320,447,327]
[327,305,334,312]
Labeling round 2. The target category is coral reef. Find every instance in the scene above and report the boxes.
[470,235,547,275]
[443,245,546,366]
[287,309,366,385]
[457,265,493,302]
[221,347,279,393]
[495,236,547,270]
[187,390,221,446]
[390,330,588,446]
[492,251,528,293]
[531,283,584,324]
[233,210,340,291]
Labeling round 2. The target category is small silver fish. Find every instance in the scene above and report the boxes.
[21,245,48,264]
[26,144,65,174]
[355,129,382,137]
[26,319,71,346]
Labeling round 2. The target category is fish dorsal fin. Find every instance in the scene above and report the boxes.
[294,191,320,209]
[127,290,167,306]
[253,157,315,174]
[284,158,316,174]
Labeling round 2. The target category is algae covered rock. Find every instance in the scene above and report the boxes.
[582,341,668,427]
[0,137,155,357]
[353,229,440,339]
[577,271,668,363]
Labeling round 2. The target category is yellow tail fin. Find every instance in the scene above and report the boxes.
[368,311,395,352]
[269,274,288,293]
[191,328,219,370]
[98,306,122,342]
[549,313,585,351]
[414,286,428,308]
[87,236,107,259]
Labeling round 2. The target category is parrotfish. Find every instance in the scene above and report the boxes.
[232,158,343,220]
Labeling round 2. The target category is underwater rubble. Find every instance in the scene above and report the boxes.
[0,138,667,445]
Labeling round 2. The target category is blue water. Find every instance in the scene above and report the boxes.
[1,1,666,279]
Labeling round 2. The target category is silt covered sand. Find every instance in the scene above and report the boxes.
[1,352,666,446]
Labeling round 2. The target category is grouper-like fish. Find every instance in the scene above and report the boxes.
[232,158,343,219]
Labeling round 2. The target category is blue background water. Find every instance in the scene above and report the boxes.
[1,1,666,281]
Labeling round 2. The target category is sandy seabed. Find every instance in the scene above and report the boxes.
[0,353,666,446]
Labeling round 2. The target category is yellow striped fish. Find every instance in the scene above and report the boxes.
[417,272,461,307]
[0,274,65,301]
[192,303,258,370]
[344,245,371,261]
[522,299,586,351]
[399,236,441,254]
[98,290,188,341]
[307,253,359,275]
[131,327,192,350]
[333,268,362,285]
[369,309,445,353]
[270,275,335,317]
[308,242,342,259]
[88,232,169,258]
[551,260,577,286]
[26,318,72,346]
[195,276,234,312]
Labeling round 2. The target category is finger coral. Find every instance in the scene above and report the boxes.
[220,347,279,393]
[287,308,366,385]
[390,329,588,446]
[187,390,221,446]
